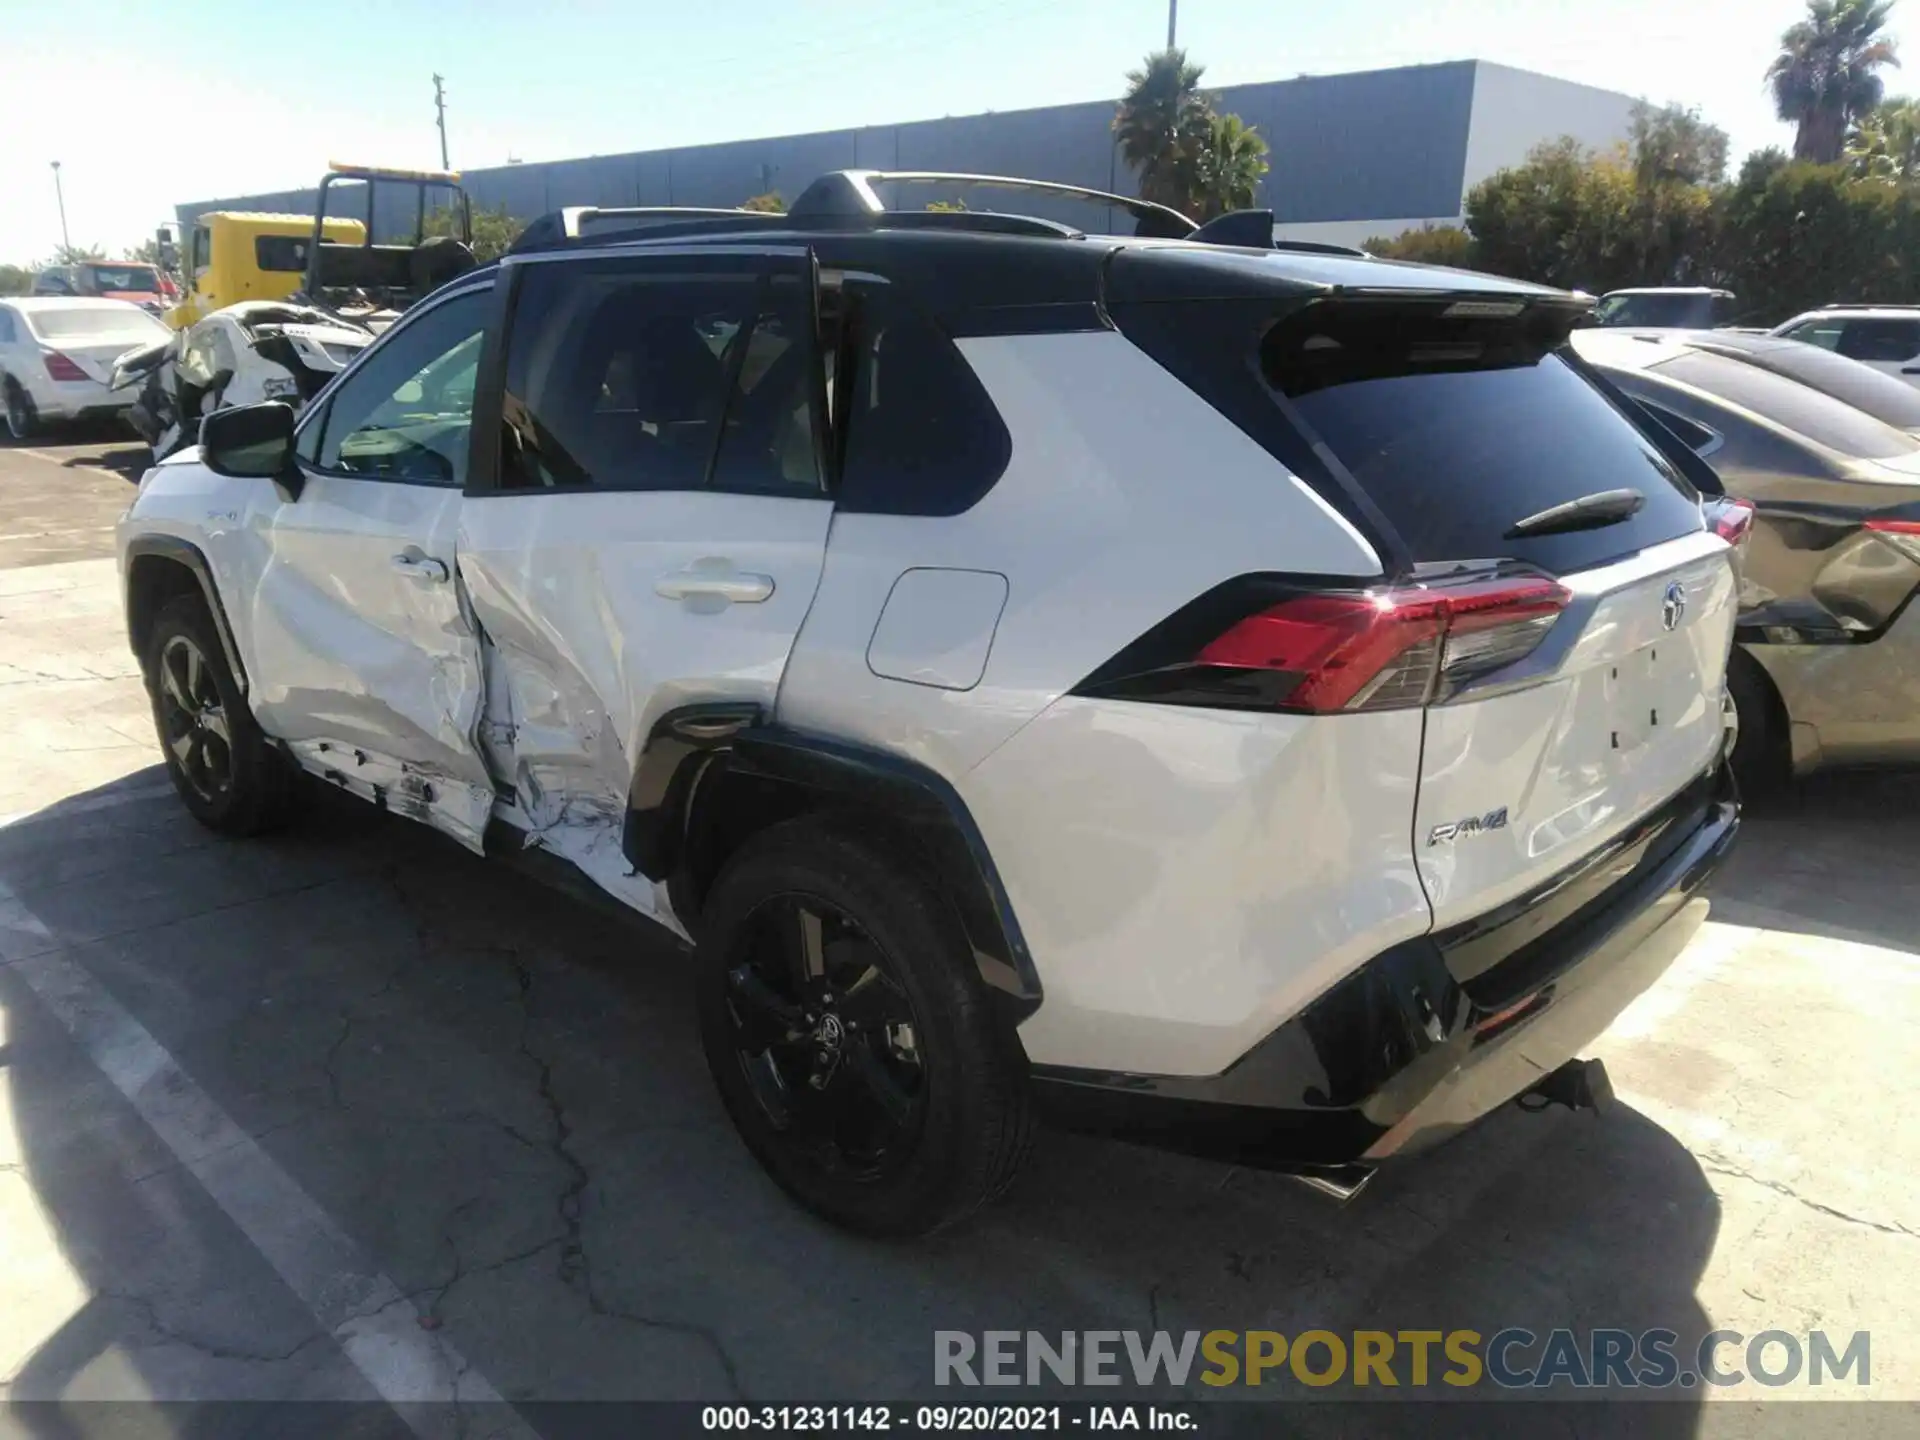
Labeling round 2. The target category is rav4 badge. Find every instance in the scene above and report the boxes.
[1428,807,1510,846]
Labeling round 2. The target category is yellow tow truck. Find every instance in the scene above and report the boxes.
[161,212,367,329]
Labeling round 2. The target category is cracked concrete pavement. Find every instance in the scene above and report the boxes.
[0,433,1915,1433]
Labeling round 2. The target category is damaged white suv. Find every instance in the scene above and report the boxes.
[118,172,1740,1235]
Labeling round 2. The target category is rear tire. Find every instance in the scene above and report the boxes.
[143,596,297,835]
[696,817,1034,1235]
[4,379,37,441]
[1727,646,1790,796]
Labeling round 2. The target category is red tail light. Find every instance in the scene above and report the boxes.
[42,350,87,382]
[1078,573,1572,714]
[1707,498,1754,547]
[1865,516,1920,563]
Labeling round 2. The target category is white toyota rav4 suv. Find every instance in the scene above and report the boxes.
[117,172,1741,1235]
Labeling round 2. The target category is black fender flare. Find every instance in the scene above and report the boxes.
[123,534,249,694]
[623,706,1042,1015]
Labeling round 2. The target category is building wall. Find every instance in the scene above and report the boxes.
[176,61,1631,241]
[1460,61,1640,196]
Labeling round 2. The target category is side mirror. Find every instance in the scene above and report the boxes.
[201,402,303,500]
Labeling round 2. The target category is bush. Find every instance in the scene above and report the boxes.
[1363,224,1476,266]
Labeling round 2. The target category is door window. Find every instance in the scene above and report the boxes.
[498,259,824,496]
[1836,318,1920,364]
[0,309,14,344]
[312,287,490,486]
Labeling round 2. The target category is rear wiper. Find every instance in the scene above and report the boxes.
[1505,488,1645,539]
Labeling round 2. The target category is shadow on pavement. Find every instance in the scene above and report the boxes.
[0,769,1721,1428]
[1709,766,1920,956]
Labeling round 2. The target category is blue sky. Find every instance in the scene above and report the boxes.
[2,0,1910,261]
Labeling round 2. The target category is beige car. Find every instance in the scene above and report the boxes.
[1574,328,1920,785]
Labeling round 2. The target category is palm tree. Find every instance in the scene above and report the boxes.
[1192,113,1270,218]
[1768,0,1901,163]
[1114,48,1213,214]
[1847,96,1920,179]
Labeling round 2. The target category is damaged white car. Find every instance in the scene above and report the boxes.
[118,171,1742,1236]
[115,163,478,458]
[112,302,373,459]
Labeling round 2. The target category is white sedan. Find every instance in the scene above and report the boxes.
[0,296,171,440]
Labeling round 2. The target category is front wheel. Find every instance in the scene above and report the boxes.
[696,818,1034,1235]
[143,596,297,835]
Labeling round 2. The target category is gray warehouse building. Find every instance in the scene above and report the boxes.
[178,59,1636,246]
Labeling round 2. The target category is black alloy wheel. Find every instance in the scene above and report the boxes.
[156,631,235,805]
[722,893,928,1181]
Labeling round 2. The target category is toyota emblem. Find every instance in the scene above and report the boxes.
[1661,580,1687,632]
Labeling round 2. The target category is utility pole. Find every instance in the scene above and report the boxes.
[432,74,450,170]
[1167,0,1177,49]
[50,161,70,254]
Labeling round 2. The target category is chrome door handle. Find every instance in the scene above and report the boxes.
[391,553,450,584]
[655,564,775,604]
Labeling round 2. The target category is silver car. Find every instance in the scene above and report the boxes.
[1574,328,1920,785]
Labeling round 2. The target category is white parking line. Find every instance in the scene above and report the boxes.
[0,877,537,1437]
[11,447,80,468]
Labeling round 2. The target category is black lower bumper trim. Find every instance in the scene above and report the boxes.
[1032,765,1739,1171]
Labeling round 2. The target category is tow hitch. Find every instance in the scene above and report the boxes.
[1519,1057,1614,1114]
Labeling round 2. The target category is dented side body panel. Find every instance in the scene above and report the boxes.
[242,475,495,851]
[454,488,834,916]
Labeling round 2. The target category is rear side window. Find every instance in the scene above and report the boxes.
[1260,304,1704,573]
[1634,398,1720,455]
[1654,349,1920,459]
[255,235,310,273]
[500,261,824,496]
[1784,318,1843,350]
[835,287,1011,516]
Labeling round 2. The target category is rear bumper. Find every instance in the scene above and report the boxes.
[35,378,134,421]
[1031,763,1738,1172]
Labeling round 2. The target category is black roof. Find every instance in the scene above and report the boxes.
[496,170,1574,324]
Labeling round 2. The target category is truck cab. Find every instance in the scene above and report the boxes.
[166,212,368,328]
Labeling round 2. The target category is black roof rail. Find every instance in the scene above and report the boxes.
[508,204,780,255]
[1819,301,1920,311]
[790,169,1197,238]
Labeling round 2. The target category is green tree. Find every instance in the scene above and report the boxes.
[1629,101,1730,185]
[1769,0,1901,164]
[1363,224,1477,267]
[52,243,105,263]
[125,237,167,267]
[1466,138,1638,290]
[423,202,521,263]
[1192,112,1270,218]
[0,264,34,296]
[1114,47,1214,213]
[740,192,786,213]
[1848,95,1920,178]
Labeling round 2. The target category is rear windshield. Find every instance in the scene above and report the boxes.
[25,305,169,341]
[1594,293,1723,328]
[83,264,161,293]
[1700,340,1920,432]
[1653,349,1920,459]
[1261,304,1703,573]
